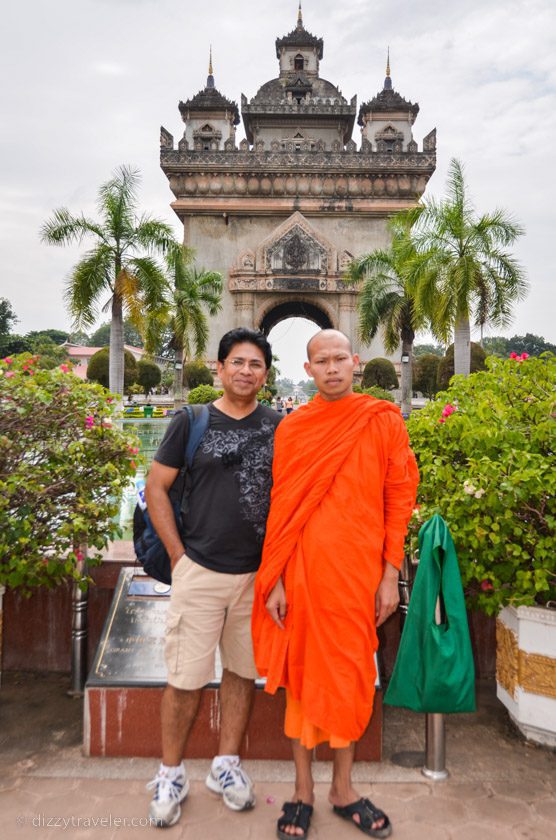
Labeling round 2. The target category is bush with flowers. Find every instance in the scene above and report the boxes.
[407,353,555,615]
[0,354,139,593]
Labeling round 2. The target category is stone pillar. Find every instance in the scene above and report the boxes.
[338,294,357,341]
[234,293,255,328]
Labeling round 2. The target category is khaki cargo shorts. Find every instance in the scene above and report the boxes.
[165,554,259,690]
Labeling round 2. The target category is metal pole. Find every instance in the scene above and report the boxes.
[69,545,88,696]
[422,595,449,780]
[422,713,449,780]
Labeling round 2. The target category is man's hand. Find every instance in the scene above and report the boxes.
[265,577,287,630]
[375,562,400,627]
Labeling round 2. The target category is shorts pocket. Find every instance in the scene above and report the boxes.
[164,612,182,674]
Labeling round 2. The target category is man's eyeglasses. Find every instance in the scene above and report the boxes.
[226,358,266,372]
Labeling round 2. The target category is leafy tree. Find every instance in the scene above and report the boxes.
[25,328,69,345]
[362,357,398,390]
[437,342,486,391]
[0,334,32,355]
[146,245,222,402]
[413,343,444,358]
[506,333,556,357]
[89,318,144,349]
[0,355,138,593]
[27,337,69,370]
[346,210,426,415]
[187,384,221,404]
[408,354,556,615]
[413,353,441,399]
[410,158,528,376]
[183,360,214,389]
[68,330,90,345]
[137,358,161,397]
[87,347,138,390]
[482,336,510,358]
[41,165,175,395]
[0,298,18,335]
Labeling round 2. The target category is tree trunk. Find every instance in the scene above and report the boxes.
[174,345,184,406]
[453,314,471,376]
[110,294,125,395]
[400,338,414,417]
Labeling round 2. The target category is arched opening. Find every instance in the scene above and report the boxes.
[261,303,334,391]
[294,54,304,71]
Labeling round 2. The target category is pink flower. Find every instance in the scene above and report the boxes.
[520,353,529,361]
[2,357,13,364]
[480,580,494,592]
[438,417,446,424]
[441,403,457,418]
[106,397,114,404]
[5,371,15,379]
[59,363,70,373]
[84,416,95,429]
[75,550,84,562]
[128,445,139,455]
[509,351,519,359]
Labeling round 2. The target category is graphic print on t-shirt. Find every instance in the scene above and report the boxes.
[199,417,276,542]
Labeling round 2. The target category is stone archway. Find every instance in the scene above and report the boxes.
[259,299,333,335]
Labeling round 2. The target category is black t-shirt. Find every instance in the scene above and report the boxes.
[153,403,281,574]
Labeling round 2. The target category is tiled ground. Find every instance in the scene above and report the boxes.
[0,674,554,839]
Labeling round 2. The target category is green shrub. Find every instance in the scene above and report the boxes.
[413,353,441,399]
[183,360,214,389]
[436,342,486,391]
[0,354,139,593]
[187,384,221,404]
[87,347,138,390]
[138,359,161,397]
[407,353,556,615]
[362,357,398,390]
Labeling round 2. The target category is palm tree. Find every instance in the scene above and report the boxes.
[410,158,527,375]
[146,245,223,403]
[346,213,426,416]
[41,165,175,395]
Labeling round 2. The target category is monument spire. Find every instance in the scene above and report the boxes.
[207,45,215,89]
[384,47,392,90]
[297,2,303,28]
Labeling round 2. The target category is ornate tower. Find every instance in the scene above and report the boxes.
[159,10,436,369]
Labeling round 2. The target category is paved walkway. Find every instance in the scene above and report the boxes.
[0,674,554,839]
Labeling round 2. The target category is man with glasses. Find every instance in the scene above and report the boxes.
[145,328,280,828]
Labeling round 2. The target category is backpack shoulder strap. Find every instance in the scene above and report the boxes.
[184,404,210,468]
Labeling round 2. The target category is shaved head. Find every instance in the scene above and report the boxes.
[306,329,353,360]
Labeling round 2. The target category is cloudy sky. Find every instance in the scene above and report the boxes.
[2,0,554,379]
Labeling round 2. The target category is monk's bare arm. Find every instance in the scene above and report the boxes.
[145,461,185,571]
[375,562,400,627]
[265,577,287,630]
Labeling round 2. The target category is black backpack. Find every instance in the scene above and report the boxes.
[133,404,210,584]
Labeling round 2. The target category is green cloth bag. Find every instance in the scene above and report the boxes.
[384,514,476,713]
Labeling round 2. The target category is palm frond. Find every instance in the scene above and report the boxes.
[64,246,112,328]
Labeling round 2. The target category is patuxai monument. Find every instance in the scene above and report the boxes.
[159,5,436,369]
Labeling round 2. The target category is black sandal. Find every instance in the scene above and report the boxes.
[333,797,392,838]
[277,800,314,840]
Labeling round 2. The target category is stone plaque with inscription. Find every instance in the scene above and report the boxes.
[87,568,173,687]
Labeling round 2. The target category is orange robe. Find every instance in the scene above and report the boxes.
[252,393,419,745]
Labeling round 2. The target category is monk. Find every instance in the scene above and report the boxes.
[252,330,418,840]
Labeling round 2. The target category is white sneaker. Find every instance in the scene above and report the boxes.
[205,756,255,811]
[147,762,190,828]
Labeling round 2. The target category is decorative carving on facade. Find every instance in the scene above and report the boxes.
[224,137,236,151]
[423,128,437,151]
[178,134,189,151]
[267,226,326,274]
[160,126,174,149]
[519,651,556,700]
[496,620,518,698]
